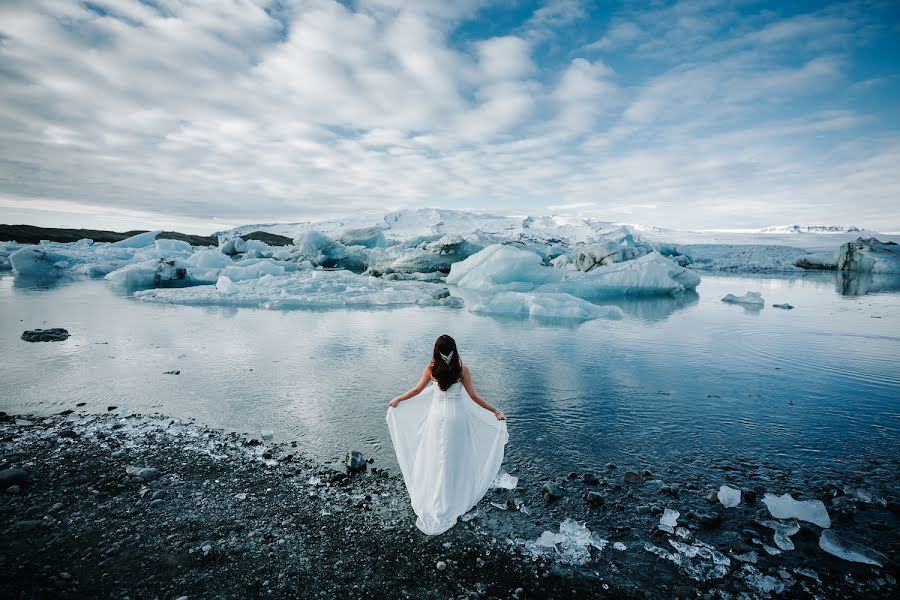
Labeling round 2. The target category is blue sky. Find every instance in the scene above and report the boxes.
[0,0,898,233]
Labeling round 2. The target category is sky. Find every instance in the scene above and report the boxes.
[0,0,899,235]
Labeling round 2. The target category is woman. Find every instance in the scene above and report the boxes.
[386,335,508,535]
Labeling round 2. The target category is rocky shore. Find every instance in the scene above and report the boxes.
[1,411,897,599]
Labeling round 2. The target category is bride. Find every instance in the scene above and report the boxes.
[386,334,508,535]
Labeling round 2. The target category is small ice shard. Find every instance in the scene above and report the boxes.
[234,492,247,500]
[717,485,741,508]
[793,567,820,582]
[721,291,764,307]
[307,477,321,486]
[517,519,608,565]
[772,303,794,309]
[460,509,480,522]
[819,530,885,566]
[762,544,782,556]
[216,275,238,295]
[763,493,831,528]
[489,501,508,510]
[740,565,785,595]
[260,429,273,440]
[674,527,692,540]
[659,508,680,531]
[733,551,758,563]
[613,542,627,551]
[492,471,518,489]
[644,539,730,581]
[758,519,800,551]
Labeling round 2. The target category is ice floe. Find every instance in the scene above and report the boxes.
[468,292,624,321]
[762,493,831,528]
[721,291,764,307]
[134,270,462,310]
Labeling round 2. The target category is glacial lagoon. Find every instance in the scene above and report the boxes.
[3,270,898,485]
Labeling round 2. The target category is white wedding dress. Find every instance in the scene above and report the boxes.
[386,376,508,535]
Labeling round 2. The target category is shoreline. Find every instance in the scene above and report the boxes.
[1,411,897,599]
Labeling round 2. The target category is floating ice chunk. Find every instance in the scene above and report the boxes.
[721,291,764,307]
[763,493,831,528]
[837,238,900,273]
[186,249,233,269]
[387,234,482,273]
[135,270,462,310]
[613,542,627,551]
[10,246,66,277]
[469,292,624,321]
[111,230,161,248]
[491,471,518,489]
[718,485,742,508]
[221,237,247,255]
[758,519,800,551]
[447,244,558,292]
[259,429,273,440]
[105,259,187,289]
[216,275,238,295]
[819,530,885,566]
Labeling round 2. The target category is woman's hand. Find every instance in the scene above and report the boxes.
[389,398,401,409]
[494,410,506,421]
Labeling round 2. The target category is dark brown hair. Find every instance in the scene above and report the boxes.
[431,334,462,391]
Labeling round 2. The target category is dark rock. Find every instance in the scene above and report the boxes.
[151,490,168,500]
[541,483,564,502]
[163,370,181,375]
[698,513,721,529]
[606,463,617,469]
[125,467,160,480]
[23,506,45,518]
[623,471,642,484]
[21,328,69,342]
[107,406,117,411]
[795,523,820,542]
[742,489,757,504]
[149,499,165,509]
[586,491,605,508]
[345,450,367,473]
[57,429,78,438]
[59,409,74,416]
[650,505,662,516]
[49,502,64,513]
[0,467,29,490]
[76,402,86,407]
[831,496,857,518]
[582,472,599,485]
[6,484,22,494]
[637,505,651,514]
[12,519,44,531]
[641,469,653,478]
[731,540,753,554]
[251,506,265,517]
[706,492,719,504]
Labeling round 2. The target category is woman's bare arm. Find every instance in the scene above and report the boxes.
[461,366,506,420]
[388,364,433,408]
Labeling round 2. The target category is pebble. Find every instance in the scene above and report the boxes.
[111,450,126,459]
[623,471,642,484]
[20,328,69,342]
[698,513,721,529]
[7,485,22,495]
[649,505,662,515]
[151,490,168,500]
[57,429,78,438]
[24,506,45,518]
[0,467,29,490]
[149,499,165,509]
[582,472,599,484]
[541,483,564,502]
[637,505,651,514]
[252,506,265,517]
[49,502,64,513]
[605,463,617,469]
[586,491,605,508]
[107,406,117,411]
[436,561,447,571]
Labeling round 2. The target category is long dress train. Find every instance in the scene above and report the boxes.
[386,378,508,535]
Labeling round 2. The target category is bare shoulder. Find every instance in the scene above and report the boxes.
[461,364,471,378]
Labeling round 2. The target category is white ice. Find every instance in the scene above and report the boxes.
[134,270,462,310]
[836,238,900,273]
[468,292,624,321]
[491,471,518,489]
[718,485,742,508]
[216,275,238,295]
[758,518,800,551]
[762,493,831,528]
[818,530,884,566]
[448,245,700,298]
[721,291,764,307]
[658,508,680,532]
[513,519,609,565]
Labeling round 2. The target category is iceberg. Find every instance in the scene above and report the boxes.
[221,236,247,255]
[836,238,900,274]
[185,249,234,269]
[555,227,656,271]
[110,230,161,248]
[717,485,741,508]
[762,493,831,528]
[387,234,483,274]
[104,259,188,289]
[721,291,764,307]
[818,531,884,566]
[448,245,700,298]
[468,292,624,321]
[290,231,368,272]
[216,275,238,295]
[337,226,388,249]
[134,269,462,310]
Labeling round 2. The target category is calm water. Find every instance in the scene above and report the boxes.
[2,272,898,481]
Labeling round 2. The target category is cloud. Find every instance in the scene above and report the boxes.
[0,0,898,232]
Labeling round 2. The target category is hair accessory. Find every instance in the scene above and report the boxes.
[440,350,454,364]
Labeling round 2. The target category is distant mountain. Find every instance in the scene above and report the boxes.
[757,225,862,234]
[0,224,217,246]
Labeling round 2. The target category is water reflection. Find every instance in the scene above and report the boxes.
[836,271,900,296]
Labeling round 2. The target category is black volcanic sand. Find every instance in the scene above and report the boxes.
[1,412,897,600]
